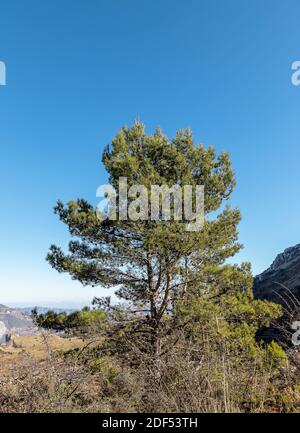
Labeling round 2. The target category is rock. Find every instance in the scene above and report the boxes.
[253,244,300,345]
[253,243,300,304]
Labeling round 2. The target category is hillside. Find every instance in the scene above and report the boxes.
[253,243,300,304]
[0,304,37,344]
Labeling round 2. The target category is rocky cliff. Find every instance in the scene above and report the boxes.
[253,244,300,344]
[253,243,300,304]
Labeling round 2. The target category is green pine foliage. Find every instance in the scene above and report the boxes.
[46,122,284,390]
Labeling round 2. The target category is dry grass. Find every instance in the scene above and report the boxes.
[0,333,85,376]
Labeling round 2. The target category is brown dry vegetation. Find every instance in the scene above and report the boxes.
[1,330,300,413]
[0,334,84,374]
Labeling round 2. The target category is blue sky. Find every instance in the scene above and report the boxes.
[0,0,300,307]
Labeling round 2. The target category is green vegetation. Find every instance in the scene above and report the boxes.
[33,307,107,334]
[47,122,282,358]
[2,123,299,413]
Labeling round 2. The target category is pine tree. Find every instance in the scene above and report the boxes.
[47,122,280,358]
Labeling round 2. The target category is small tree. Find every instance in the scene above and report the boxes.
[47,122,280,360]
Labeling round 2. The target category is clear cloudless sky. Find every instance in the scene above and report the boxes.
[0,0,300,307]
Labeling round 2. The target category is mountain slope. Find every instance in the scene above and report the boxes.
[0,304,37,344]
[253,244,300,304]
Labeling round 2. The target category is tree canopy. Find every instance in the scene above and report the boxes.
[47,122,281,357]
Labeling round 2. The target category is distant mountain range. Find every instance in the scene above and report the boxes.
[16,306,76,315]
